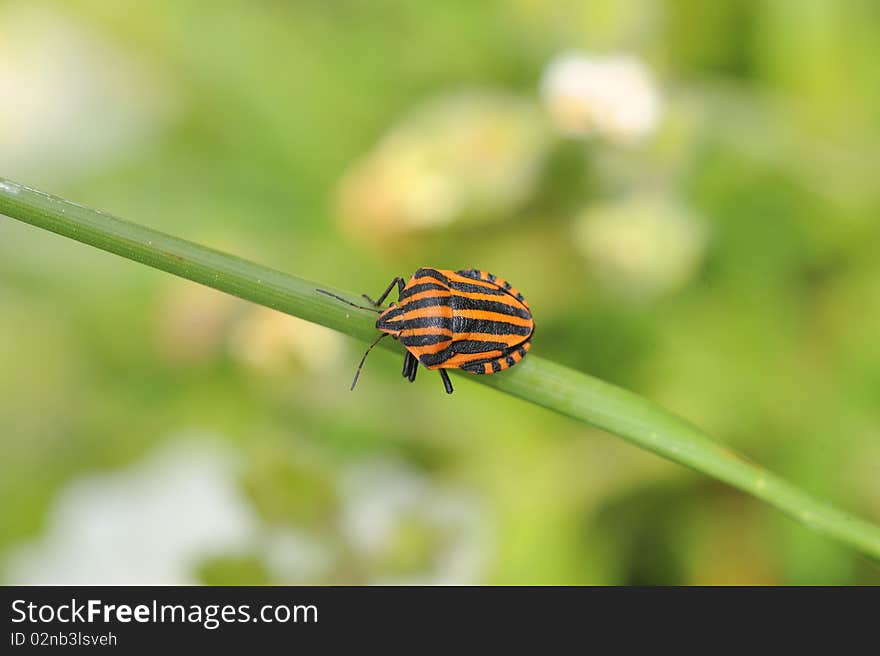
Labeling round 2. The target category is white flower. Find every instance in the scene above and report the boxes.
[154,281,243,365]
[3,443,494,584]
[336,91,550,239]
[574,195,706,300]
[3,437,260,585]
[227,306,345,374]
[339,459,491,584]
[263,528,334,583]
[0,6,178,182]
[541,51,661,143]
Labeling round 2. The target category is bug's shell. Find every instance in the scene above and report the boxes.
[376,268,534,375]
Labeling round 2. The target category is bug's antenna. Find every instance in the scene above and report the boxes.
[316,289,382,313]
[351,333,389,391]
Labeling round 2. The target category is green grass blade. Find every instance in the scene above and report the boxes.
[2,176,879,561]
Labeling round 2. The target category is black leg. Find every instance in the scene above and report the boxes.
[315,289,382,313]
[439,369,454,394]
[402,352,414,379]
[350,333,388,391]
[401,352,419,382]
[363,277,405,307]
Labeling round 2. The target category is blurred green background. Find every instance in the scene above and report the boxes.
[1,0,879,585]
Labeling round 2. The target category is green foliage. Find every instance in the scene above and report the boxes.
[2,0,879,584]
[2,178,879,565]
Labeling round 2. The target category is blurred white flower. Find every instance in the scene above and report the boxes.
[2,440,493,584]
[154,281,243,366]
[574,195,706,300]
[336,91,550,239]
[340,459,491,584]
[3,437,260,585]
[263,528,335,583]
[0,6,178,182]
[227,306,345,374]
[540,51,661,143]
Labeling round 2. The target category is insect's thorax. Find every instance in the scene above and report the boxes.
[376,305,403,335]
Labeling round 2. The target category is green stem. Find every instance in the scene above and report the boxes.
[2,177,879,561]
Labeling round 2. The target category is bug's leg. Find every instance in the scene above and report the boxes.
[363,277,405,307]
[315,290,382,313]
[350,333,389,391]
[439,368,454,395]
[402,351,418,382]
[404,352,419,382]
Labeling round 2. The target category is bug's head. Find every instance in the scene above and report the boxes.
[375,304,403,338]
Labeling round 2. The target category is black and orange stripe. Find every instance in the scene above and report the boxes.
[318,267,534,394]
[377,268,534,376]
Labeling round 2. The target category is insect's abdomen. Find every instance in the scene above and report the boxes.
[417,269,534,371]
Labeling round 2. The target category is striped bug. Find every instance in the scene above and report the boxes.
[317,268,534,394]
